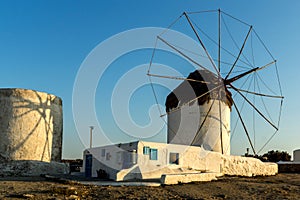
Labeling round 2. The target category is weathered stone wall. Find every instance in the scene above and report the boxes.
[222,155,278,176]
[0,88,63,163]
[0,161,69,176]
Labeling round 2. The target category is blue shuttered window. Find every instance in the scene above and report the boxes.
[149,148,158,160]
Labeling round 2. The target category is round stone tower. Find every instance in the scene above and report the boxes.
[166,70,233,155]
[0,88,63,162]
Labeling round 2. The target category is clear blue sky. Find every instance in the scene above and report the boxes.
[0,1,299,159]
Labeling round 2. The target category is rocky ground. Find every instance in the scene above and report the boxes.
[0,173,299,199]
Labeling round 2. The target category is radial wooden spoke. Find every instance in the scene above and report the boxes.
[225,26,252,79]
[157,36,213,73]
[232,99,256,155]
[237,88,284,99]
[218,90,224,154]
[225,60,276,84]
[147,73,209,84]
[183,12,220,76]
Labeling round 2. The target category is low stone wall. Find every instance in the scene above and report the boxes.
[222,156,278,176]
[278,162,300,173]
[0,161,69,177]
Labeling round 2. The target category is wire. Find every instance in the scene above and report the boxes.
[256,73,277,95]
[221,10,252,27]
[221,15,253,68]
[256,75,275,124]
[253,29,275,61]
[167,41,250,70]
[147,38,158,74]
[190,16,253,69]
[186,10,218,15]
[159,14,184,37]
[250,31,256,67]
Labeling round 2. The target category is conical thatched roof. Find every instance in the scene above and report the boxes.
[165,69,233,112]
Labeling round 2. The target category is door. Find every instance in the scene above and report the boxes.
[85,154,93,177]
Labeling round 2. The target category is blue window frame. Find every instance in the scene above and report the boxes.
[149,148,158,160]
[143,146,150,155]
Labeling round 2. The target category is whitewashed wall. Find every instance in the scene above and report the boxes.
[167,99,230,155]
[84,141,277,181]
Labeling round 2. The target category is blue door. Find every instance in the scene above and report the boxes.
[85,154,93,177]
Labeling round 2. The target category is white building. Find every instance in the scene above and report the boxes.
[83,141,277,182]
[294,149,300,162]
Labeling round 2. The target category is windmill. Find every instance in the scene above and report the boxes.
[147,9,284,156]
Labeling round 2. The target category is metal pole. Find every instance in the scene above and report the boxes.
[89,126,94,148]
[218,9,221,72]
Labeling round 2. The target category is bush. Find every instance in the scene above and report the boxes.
[262,150,291,162]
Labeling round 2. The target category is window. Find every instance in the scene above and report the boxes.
[169,153,179,165]
[106,152,111,160]
[101,149,106,157]
[143,146,150,155]
[129,150,137,164]
[149,148,158,160]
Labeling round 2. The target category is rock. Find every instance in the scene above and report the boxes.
[6,193,34,199]
[66,195,79,200]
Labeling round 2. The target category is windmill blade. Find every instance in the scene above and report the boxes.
[225,26,253,80]
[147,73,209,84]
[237,88,284,99]
[225,60,276,84]
[230,83,278,130]
[157,36,214,73]
[232,99,256,155]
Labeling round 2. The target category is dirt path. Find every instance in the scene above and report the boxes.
[0,174,299,199]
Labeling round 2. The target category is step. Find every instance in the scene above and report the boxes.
[161,172,220,185]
